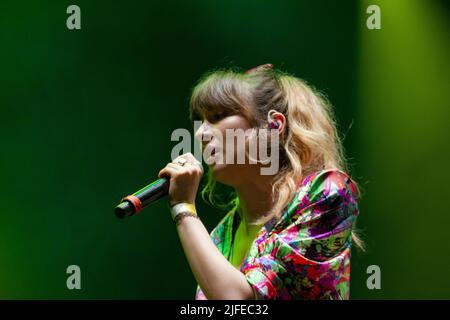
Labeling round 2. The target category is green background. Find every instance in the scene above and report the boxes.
[0,0,449,299]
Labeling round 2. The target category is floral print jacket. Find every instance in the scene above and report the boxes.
[195,168,360,300]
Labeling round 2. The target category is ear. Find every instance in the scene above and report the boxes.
[267,110,286,134]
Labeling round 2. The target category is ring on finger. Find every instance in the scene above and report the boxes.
[175,157,187,166]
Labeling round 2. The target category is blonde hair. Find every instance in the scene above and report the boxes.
[189,65,364,250]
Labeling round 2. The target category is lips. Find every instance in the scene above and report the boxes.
[203,144,220,164]
[203,143,217,155]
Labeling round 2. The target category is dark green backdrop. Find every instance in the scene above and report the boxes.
[1,0,449,299]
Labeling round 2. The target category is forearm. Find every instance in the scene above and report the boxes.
[176,215,254,300]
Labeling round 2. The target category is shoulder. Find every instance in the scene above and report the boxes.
[282,168,359,226]
[304,168,359,204]
[274,168,360,259]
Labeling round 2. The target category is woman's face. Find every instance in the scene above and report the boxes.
[195,112,256,186]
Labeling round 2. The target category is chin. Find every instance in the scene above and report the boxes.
[209,163,227,182]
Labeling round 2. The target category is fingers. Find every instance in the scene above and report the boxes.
[181,153,197,163]
[158,161,201,178]
[167,163,182,170]
[159,153,204,206]
[158,163,180,179]
[159,153,203,180]
[174,153,204,173]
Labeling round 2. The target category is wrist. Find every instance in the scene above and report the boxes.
[169,198,196,208]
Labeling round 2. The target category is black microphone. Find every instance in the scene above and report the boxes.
[114,178,170,219]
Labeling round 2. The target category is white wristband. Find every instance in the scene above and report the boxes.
[170,203,197,220]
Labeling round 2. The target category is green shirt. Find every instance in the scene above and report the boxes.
[230,217,264,268]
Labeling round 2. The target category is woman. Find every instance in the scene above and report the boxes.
[158,64,361,300]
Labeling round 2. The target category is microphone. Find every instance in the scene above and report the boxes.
[114,178,170,219]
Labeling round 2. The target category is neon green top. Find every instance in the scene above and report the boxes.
[229,215,264,269]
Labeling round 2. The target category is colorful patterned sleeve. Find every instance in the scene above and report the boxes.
[242,169,360,299]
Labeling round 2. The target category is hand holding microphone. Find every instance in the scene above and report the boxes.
[158,153,204,207]
[114,153,203,219]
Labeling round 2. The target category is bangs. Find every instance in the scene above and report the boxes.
[189,70,254,124]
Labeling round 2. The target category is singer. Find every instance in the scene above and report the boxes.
[158,64,362,300]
